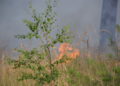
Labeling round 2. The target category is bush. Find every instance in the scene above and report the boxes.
[9,0,72,86]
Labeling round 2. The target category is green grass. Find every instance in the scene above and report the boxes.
[1,57,120,86]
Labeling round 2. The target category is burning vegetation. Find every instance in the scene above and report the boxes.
[1,0,120,86]
[57,43,80,60]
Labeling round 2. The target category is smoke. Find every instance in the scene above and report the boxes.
[117,0,120,24]
[57,0,102,48]
[0,0,120,54]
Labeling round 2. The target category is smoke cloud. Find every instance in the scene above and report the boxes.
[0,0,120,53]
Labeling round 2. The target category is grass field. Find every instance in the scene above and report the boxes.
[1,55,120,86]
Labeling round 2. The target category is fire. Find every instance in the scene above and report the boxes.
[57,43,80,60]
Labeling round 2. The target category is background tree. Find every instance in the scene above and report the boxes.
[99,0,118,54]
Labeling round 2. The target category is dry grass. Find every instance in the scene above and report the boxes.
[0,56,120,86]
[0,42,120,86]
[0,63,35,86]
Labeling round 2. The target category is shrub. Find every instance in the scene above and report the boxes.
[9,0,72,86]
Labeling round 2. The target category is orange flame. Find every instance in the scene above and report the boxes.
[57,43,80,60]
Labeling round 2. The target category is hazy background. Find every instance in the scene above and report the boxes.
[0,0,120,54]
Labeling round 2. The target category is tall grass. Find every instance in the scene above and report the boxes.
[0,63,35,86]
[1,56,120,86]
